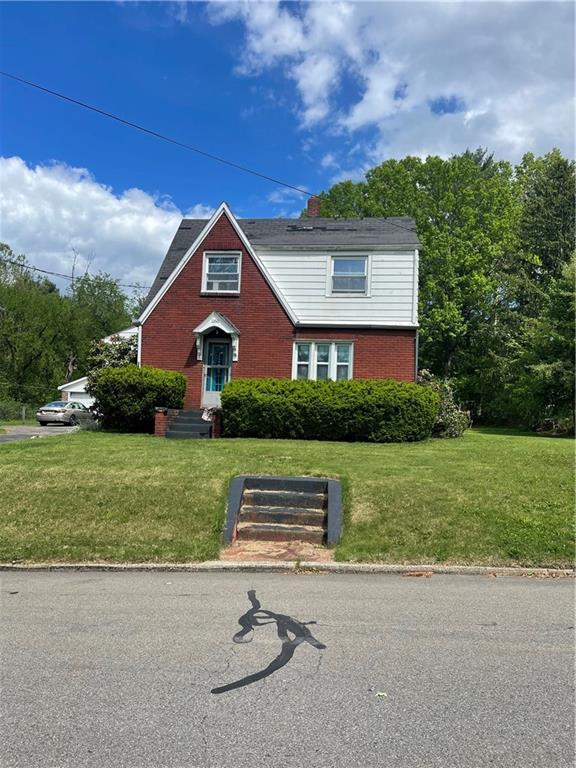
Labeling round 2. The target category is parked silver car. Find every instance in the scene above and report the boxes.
[36,401,94,426]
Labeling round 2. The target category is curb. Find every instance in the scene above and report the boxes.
[0,561,573,577]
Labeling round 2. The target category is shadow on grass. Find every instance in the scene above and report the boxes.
[472,426,574,440]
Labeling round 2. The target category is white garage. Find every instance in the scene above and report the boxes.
[57,376,95,407]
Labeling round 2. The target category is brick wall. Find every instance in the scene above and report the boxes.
[295,328,416,382]
[141,212,416,407]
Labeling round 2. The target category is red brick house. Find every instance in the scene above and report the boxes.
[137,201,419,411]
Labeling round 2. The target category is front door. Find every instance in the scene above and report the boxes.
[202,339,231,407]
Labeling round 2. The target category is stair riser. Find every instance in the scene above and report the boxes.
[240,508,326,526]
[169,424,211,434]
[243,490,326,510]
[172,417,209,425]
[245,477,328,495]
[237,528,325,545]
[166,432,210,439]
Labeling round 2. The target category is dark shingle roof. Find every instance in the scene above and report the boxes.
[142,216,419,312]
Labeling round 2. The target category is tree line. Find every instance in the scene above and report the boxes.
[316,148,574,430]
[0,244,143,410]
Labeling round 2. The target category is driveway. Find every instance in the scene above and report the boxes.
[0,571,573,768]
[0,424,77,444]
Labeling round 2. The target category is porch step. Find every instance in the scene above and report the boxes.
[236,521,325,545]
[168,421,211,435]
[243,489,326,510]
[165,409,212,439]
[240,505,327,526]
[173,412,208,426]
[166,430,210,439]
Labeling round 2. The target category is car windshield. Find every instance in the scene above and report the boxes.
[44,401,68,408]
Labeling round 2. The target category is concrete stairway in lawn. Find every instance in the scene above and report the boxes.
[166,409,212,439]
[236,477,328,544]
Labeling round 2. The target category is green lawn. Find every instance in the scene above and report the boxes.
[0,429,573,567]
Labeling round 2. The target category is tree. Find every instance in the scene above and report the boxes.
[317,148,574,429]
[86,334,137,373]
[0,244,70,403]
[0,244,136,404]
[66,272,134,378]
[519,149,575,283]
[511,256,575,430]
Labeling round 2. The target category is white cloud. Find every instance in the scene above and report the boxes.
[0,156,212,290]
[208,1,575,170]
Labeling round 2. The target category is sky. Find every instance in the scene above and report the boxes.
[0,0,574,293]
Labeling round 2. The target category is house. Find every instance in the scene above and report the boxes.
[137,199,419,410]
[58,326,138,406]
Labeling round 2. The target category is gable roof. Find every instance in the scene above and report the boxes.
[141,214,419,314]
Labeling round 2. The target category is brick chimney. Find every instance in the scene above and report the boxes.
[306,196,321,217]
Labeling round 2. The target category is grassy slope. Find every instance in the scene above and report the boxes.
[0,429,573,566]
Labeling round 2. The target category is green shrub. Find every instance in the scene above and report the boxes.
[88,365,186,432]
[221,378,439,443]
[418,370,470,438]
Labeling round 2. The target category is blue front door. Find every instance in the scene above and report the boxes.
[203,339,231,407]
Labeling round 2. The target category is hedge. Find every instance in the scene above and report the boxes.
[88,365,186,433]
[221,378,439,443]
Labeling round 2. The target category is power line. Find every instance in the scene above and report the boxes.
[1,70,420,237]
[0,257,150,290]
[0,70,314,198]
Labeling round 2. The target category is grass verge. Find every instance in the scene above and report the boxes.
[0,428,573,566]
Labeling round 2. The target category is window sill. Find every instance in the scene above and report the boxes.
[326,293,371,299]
[200,291,240,297]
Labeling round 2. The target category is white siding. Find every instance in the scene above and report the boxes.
[255,248,417,326]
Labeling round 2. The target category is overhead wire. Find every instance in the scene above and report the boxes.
[0,256,150,290]
[0,70,419,236]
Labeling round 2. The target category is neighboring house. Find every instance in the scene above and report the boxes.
[58,375,94,406]
[137,200,420,410]
[58,326,138,406]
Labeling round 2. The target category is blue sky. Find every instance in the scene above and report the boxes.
[0,1,573,290]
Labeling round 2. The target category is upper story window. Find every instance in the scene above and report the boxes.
[330,256,368,295]
[202,252,241,294]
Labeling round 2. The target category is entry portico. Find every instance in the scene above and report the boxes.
[193,311,239,407]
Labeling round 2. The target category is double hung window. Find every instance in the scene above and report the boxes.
[330,256,368,295]
[203,252,241,293]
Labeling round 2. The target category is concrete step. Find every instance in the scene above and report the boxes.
[245,476,328,495]
[168,421,211,434]
[173,414,208,426]
[236,521,325,545]
[240,505,327,526]
[166,430,210,439]
[243,489,326,510]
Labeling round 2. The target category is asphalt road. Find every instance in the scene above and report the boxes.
[0,571,573,768]
[0,425,76,444]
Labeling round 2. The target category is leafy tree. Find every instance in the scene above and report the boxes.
[86,334,137,373]
[0,243,136,405]
[317,148,574,429]
[0,244,70,403]
[510,256,575,430]
[519,149,575,283]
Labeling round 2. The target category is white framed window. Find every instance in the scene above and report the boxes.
[292,342,353,381]
[329,256,369,295]
[202,251,241,293]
